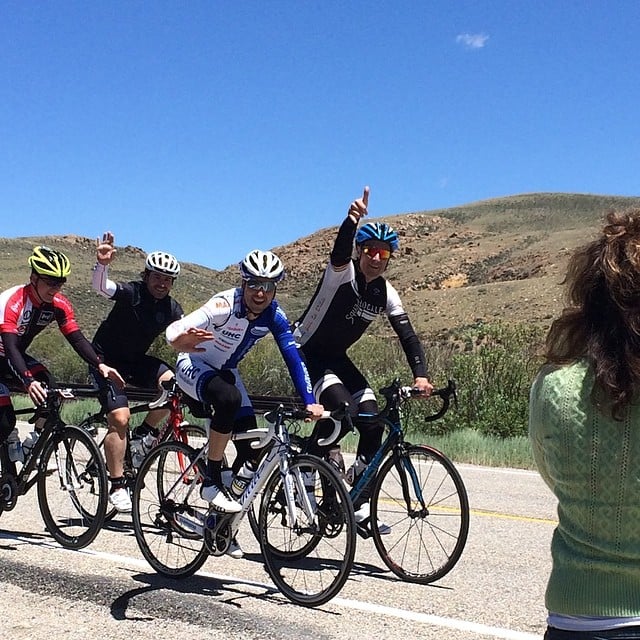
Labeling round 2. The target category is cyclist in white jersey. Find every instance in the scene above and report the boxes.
[166,250,324,521]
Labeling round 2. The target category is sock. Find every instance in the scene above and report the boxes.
[204,459,223,487]
[109,476,126,493]
[135,421,158,438]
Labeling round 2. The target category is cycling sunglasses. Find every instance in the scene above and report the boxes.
[39,275,67,287]
[245,279,277,293]
[362,246,391,260]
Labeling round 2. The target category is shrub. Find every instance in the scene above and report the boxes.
[23,319,545,443]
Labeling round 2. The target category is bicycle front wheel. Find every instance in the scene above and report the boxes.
[132,441,209,578]
[370,444,469,584]
[259,454,356,607]
[37,425,108,549]
[79,413,123,523]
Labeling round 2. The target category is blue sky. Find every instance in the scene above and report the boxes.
[3,1,640,271]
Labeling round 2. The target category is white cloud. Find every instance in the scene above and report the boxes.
[456,33,489,49]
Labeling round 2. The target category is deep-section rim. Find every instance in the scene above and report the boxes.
[259,453,356,607]
[132,440,209,578]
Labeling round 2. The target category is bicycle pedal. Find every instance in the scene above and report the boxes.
[356,522,372,540]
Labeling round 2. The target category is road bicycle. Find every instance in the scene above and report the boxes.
[344,379,468,583]
[78,380,207,520]
[131,403,356,607]
[250,379,469,585]
[0,386,109,549]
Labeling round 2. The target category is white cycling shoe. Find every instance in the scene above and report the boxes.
[108,487,132,513]
[200,484,242,513]
[226,537,244,559]
[354,502,391,535]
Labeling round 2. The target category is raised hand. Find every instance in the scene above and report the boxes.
[96,231,117,265]
[348,186,370,222]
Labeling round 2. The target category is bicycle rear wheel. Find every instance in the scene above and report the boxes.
[370,444,469,584]
[37,425,108,549]
[132,441,209,578]
[173,422,208,451]
[259,454,356,607]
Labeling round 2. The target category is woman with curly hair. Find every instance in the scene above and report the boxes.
[530,208,640,639]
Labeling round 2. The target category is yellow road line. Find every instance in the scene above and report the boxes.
[471,507,557,524]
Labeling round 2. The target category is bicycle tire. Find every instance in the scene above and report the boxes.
[259,453,356,607]
[79,414,123,522]
[370,444,469,584]
[174,422,208,450]
[82,417,209,522]
[132,440,209,578]
[37,425,109,549]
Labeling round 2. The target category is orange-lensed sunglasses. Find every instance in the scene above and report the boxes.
[362,246,391,260]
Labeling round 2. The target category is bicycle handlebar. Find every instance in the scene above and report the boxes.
[257,402,350,449]
[378,378,457,422]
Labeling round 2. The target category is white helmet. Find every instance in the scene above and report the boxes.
[145,251,180,277]
[239,249,285,281]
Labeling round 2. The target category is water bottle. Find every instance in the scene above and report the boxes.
[7,428,24,463]
[230,460,256,497]
[327,445,346,478]
[141,432,157,454]
[346,454,367,486]
[221,468,234,489]
[22,430,39,459]
[130,437,145,469]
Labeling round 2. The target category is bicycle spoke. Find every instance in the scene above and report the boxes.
[260,454,356,607]
[370,445,469,583]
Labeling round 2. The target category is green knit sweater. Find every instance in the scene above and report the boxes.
[529,360,640,616]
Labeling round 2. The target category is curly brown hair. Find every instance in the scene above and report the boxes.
[545,208,640,419]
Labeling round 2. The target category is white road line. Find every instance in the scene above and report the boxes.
[1,534,540,640]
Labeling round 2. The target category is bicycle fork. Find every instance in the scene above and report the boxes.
[395,452,428,518]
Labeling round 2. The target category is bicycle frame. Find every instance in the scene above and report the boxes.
[9,389,84,495]
[347,380,456,515]
[165,409,314,542]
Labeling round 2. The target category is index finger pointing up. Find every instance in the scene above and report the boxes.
[362,186,370,207]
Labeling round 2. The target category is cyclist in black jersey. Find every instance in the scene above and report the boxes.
[90,232,184,513]
[295,186,434,526]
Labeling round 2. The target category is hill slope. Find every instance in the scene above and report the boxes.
[2,192,638,340]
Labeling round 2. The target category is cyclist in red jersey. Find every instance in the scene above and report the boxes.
[0,246,124,474]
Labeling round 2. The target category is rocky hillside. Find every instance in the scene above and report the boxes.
[2,192,639,341]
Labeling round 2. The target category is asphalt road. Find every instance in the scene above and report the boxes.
[0,455,557,640]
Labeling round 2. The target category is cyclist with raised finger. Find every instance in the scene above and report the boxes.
[294,186,433,529]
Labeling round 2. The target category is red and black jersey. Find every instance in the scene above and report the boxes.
[0,284,81,355]
[0,283,98,387]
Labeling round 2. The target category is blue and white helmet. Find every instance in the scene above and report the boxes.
[239,249,285,281]
[355,222,399,252]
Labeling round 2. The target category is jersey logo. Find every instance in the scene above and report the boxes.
[345,300,383,324]
[37,311,54,325]
[221,329,242,340]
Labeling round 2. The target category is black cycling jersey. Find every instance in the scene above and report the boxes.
[295,216,428,379]
[92,280,184,365]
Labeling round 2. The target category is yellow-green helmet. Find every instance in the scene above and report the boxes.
[28,246,71,278]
